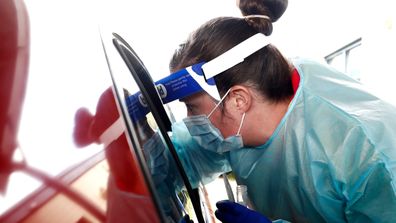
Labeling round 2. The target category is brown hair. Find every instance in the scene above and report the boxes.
[169,0,293,103]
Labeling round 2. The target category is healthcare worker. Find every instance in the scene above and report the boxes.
[161,0,396,222]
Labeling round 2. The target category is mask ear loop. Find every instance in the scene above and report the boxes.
[236,112,246,136]
[207,88,232,118]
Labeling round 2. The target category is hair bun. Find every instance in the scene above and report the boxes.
[238,0,288,35]
[244,15,273,35]
[238,0,288,22]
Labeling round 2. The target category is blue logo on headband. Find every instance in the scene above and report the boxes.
[155,62,206,104]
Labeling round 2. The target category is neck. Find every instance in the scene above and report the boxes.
[243,98,291,147]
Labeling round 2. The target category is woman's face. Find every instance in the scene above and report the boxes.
[181,92,216,117]
[180,91,240,139]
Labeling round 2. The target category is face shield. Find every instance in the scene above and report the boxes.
[126,33,270,123]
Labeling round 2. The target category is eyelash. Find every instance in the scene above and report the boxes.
[186,105,194,111]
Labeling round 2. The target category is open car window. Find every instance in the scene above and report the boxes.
[101,30,211,222]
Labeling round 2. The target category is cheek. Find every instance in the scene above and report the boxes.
[210,112,237,138]
[221,124,238,138]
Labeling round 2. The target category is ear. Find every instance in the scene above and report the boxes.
[226,85,252,114]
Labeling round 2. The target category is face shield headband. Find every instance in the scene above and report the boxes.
[173,33,271,101]
[126,33,270,122]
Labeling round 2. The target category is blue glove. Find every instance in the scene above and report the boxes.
[215,200,272,223]
[178,214,193,223]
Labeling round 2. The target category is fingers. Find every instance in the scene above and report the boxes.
[216,200,246,214]
[215,209,234,223]
[215,200,247,223]
[215,200,272,223]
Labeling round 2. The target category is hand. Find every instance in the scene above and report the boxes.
[215,200,271,223]
[178,214,193,223]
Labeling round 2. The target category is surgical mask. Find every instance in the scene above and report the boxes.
[142,132,169,185]
[181,89,246,154]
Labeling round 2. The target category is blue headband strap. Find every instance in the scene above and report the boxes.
[126,62,208,122]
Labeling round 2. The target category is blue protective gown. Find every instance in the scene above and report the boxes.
[172,58,396,222]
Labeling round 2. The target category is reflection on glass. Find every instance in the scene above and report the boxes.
[124,83,197,222]
[128,103,183,219]
[72,87,160,223]
[101,31,202,222]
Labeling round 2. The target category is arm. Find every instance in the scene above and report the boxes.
[338,126,396,222]
[345,159,396,222]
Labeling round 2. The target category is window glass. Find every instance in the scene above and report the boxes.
[326,38,362,82]
[102,32,202,222]
[328,53,346,73]
[346,46,363,81]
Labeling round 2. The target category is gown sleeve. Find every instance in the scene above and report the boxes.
[339,126,396,222]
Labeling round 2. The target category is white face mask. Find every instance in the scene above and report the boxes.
[181,89,246,153]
